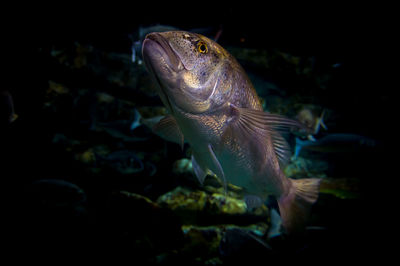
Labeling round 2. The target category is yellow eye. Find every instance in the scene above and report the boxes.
[197,41,208,54]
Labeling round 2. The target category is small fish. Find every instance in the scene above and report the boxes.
[142,31,320,233]
[296,107,327,135]
[96,150,144,174]
[30,179,87,207]
[130,108,142,131]
[1,90,18,125]
[294,133,377,158]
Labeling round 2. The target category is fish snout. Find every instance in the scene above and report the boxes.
[142,32,182,72]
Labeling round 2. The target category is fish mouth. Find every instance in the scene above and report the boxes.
[142,32,182,73]
[142,33,182,113]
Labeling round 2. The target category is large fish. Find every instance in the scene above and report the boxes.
[142,31,321,233]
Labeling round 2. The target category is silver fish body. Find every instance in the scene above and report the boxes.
[142,31,320,233]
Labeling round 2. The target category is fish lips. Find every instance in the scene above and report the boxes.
[142,32,182,75]
[142,33,182,112]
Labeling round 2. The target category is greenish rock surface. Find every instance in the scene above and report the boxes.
[180,223,269,264]
[284,156,328,179]
[111,190,270,265]
[157,186,269,225]
[319,178,361,199]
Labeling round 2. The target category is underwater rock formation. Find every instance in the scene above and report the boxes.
[108,190,271,264]
[181,223,269,264]
[157,187,269,225]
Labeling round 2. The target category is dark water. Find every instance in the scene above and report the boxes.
[3,5,390,264]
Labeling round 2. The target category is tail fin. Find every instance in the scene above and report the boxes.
[277,178,321,234]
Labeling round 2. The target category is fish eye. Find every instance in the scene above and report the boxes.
[197,41,208,54]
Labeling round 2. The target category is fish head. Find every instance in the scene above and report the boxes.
[142,31,234,114]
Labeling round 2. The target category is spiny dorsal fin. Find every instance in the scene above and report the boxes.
[151,115,184,149]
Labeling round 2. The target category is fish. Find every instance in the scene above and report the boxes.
[296,107,327,136]
[30,179,87,206]
[142,31,321,233]
[96,150,144,174]
[1,90,18,125]
[294,133,377,158]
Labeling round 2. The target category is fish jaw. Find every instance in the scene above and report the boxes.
[142,33,183,113]
[142,32,183,73]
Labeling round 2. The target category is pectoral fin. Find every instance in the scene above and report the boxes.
[150,115,184,149]
[271,132,292,166]
[225,104,303,166]
[229,104,309,133]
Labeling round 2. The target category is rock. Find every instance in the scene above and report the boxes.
[29,179,87,212]
[136,106,167,119]
[157,187,269,225]
[181,225,222,261]
[319,178,361,199]
[44,81,73,111]
[208,193,247,215]
[50,42,141,90]
[106,191,184,262]
[179,223,269,264]
[97,150,144,175]
[157,187,208,215]
[172,158,201,187]
[219,224,272,263]
[172,158,192,175]
[75,148,96,164]
[284,156,328,179]
[47,80,70,95]
[22,179,89,253]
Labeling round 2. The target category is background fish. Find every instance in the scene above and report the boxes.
[1,90,18,125]
[294,133,377,158]
[142,31,321,233]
